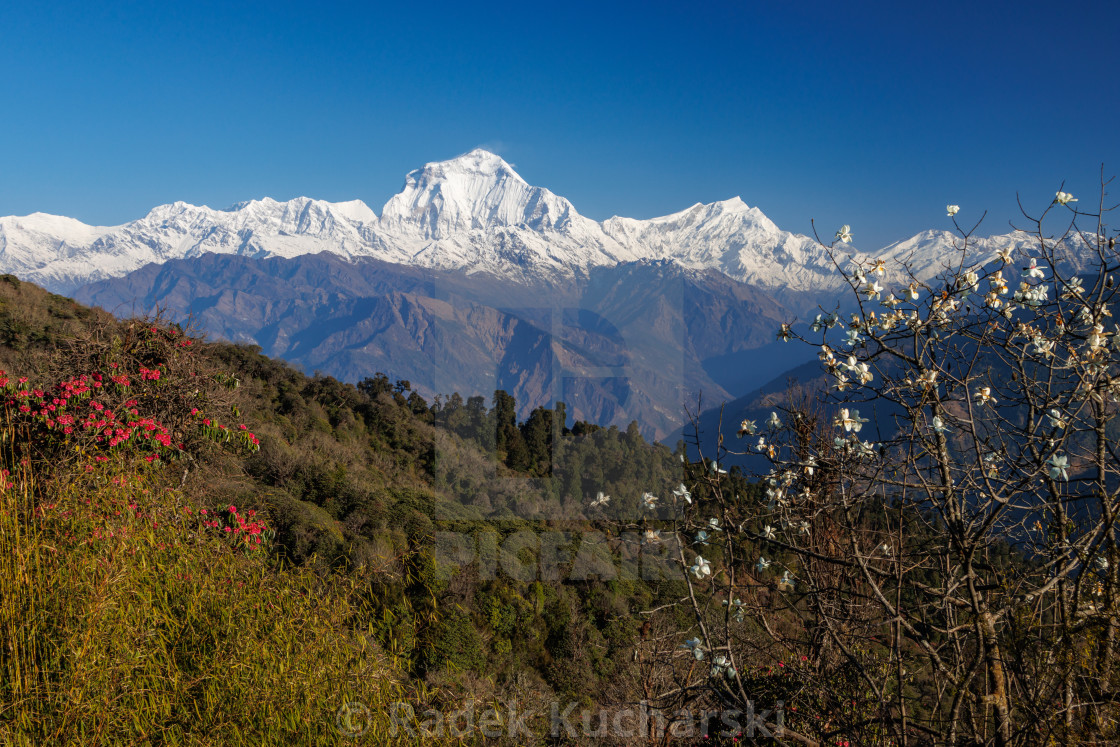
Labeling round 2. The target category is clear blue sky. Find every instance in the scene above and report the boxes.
[1,0,1117,248]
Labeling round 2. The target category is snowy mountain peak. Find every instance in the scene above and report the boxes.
[380,149,577,239]
[438,148,526,183]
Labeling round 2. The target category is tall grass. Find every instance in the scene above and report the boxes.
[0,421,424,745]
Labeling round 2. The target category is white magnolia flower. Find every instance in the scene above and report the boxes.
[906,282,921,302]
[845,356,873,384]
[1019,282,1049,306]
[767,411,783,430]
[643,529,663,545]
[835,407,869,433]
[844,328,864,348]
[1023,258,1046,280]
[710,461,728,475]
[917,370,939,391]
[737,419,757,438]
[960,270,979,296]
[1055,191,1077,205]
[710,653,735,678]
[1032,336,1055,357]
[1088,323,1109,352]
[879,310,901,330]
[835,225,853,244]
[802,456,817,476]
[879,543,893,557]
[870,258,887,277]
[882,293,902,309]
[947,204,960,217]
[707,517,722,532]
[756,436,775,457]
[1048,453,1069,481]
[974,386,997,406]
[930,416,950,435]
[691,555,713,579]
[672,483,692,504]
[778,570,795,591]
[1061,276,1085,299]
[681,637,705,660]
[641,492,659,510]
[776,323,792,342]
[798,520,811,536]
[693,530,709,546]
[864,280,883,300]
[755,557,772,572]
[761,524,776,540]
[590,491,610,508]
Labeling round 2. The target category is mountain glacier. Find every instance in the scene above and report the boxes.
[0,148,1050,297]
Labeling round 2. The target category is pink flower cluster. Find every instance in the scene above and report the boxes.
[3,362,261,462]
[7,373,177,457]
[199,504,268,547]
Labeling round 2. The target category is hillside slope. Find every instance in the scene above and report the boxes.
[0,276,741,743]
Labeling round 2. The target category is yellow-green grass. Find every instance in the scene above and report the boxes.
[0,447,427,746]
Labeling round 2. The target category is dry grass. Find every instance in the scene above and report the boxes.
[0,428,429,745]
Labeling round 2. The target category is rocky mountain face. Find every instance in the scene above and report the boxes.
[75,252,800,440]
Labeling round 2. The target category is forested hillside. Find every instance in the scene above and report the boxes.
[0,275,766,745]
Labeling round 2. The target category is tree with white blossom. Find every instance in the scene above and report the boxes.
[653,179,1120,746]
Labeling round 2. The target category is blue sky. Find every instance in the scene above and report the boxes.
[1,0,1117,248]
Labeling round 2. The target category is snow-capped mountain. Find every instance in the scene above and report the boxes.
[380,148,577,237]
[0,148,1053,296]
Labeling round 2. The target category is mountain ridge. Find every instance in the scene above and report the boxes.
[0,148,1043,298]
[73,251,800,439]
